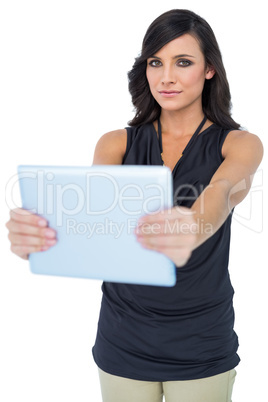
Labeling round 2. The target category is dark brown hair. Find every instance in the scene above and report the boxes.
[128,9,240,129]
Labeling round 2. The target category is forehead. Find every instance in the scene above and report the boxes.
[153,34,203,58]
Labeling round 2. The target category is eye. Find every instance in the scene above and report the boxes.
[177,59,192,67]
[148,59,162,67]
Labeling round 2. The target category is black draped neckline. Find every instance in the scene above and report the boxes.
[151,118,215,174]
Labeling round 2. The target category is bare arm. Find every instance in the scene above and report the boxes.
[191,130,263,249]
[135,130,264,266]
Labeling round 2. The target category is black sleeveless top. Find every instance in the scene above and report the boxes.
[92,122,240,381]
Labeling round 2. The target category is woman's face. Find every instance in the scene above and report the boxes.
[146,34,215,114]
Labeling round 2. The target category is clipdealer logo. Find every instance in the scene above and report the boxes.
[5,168,264,234]
[5,170,168,226]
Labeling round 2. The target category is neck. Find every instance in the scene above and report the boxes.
[159,109,205,137]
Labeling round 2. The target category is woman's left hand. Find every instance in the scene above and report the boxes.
[135,206,198,267]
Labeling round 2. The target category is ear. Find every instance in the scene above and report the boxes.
[205,66,215,80]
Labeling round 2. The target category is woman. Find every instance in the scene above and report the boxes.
[6,9,263,402]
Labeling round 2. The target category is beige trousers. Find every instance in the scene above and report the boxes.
[98,368,236,402]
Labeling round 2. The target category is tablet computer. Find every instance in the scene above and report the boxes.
[17,165,176,286]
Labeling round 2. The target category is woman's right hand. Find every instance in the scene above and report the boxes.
[6,208,57,260]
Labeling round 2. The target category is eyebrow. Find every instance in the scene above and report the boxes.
[149,54,196,59]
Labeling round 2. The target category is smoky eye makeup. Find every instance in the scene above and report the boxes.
[147,58,193,67]
[148,59,162,67]
[176,59,193,67]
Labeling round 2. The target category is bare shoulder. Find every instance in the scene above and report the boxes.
[93,128,127,165]
[222,129,264,163]
[96,128,127,148]
[211,129,263,207]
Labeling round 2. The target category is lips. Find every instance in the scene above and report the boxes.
[159,91,181,94]
[158,90,182,98]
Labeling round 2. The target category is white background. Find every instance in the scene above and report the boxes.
[0,0,267,401]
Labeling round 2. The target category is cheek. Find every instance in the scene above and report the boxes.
[146,68,160,90]
[182,69,206,89]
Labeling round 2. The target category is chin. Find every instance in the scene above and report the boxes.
[156,96,202,114]
[158,102,185,112]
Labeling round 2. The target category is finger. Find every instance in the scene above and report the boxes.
[137,233,196,249]
[135,219,197,236]
[9,208,47,227]
[8,232,57,247]
[138,206,195,224]
[6,219,56,238]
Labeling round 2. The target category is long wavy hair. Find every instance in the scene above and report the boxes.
[128,9,240,129]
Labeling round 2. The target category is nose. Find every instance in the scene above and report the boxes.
[161,65,177,85]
